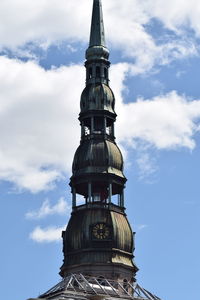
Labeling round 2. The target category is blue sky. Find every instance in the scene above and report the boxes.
[0,0,200,299]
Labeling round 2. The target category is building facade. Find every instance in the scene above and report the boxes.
[28,1,162,299]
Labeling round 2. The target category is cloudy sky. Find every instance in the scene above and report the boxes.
[1,0,200,299]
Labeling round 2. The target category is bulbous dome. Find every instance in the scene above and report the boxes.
[62,207,134,268]
[80,83,115,114]
[72,139,124,179]
[86,46,109,61]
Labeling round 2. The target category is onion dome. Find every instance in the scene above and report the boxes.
[80,83,115,114]
[72,139,125,179]
[86,45,109,61]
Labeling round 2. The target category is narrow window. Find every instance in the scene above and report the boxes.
[96,66,100,78]
[89,67,93,79]
[123,279,128,292]
[94,117,104,134]
[104,68,107,79]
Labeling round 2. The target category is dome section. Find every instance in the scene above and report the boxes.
[86,45,109,61]
[80,83,115,114]
[62,207,134,267]
[72,139,125,179]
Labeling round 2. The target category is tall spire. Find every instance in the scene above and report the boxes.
[89,0,106,47]
[86,0,109,61]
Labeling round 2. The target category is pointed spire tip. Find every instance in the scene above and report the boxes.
[89,0,106,47]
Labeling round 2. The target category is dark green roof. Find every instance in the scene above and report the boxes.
[80,83,115,114]
[72,139,125,179]
[63,206,134,267]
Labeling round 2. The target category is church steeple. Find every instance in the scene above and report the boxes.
[60,0,138,283]
[28,1,163,299]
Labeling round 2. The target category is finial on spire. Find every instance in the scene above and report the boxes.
[89,0,106,47]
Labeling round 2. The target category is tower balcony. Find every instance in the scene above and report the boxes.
[72,201,125,214]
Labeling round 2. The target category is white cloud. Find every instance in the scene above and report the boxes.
[0,0,198,73]
[1,59,200,191]
[136,152,158,182]
[30,225,65,243]
[176,70,186,78]
[105,1,198,73]
[111,63,200,150]
[26,198,70,219]
[117,90,200,150]
[0,0,90,49]
[0,56,83,192]
[142,0,200,35]
[137,224,148,231]
[110,63,200,177]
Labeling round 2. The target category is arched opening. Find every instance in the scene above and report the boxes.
[88,67,93,79]
[104,67,108,79]
[106,119,114,136]
[94,116,104,134]
[82,118,91,136]
[123,279,128,292]
[96,66,100,78]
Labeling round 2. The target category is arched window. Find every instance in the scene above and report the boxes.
[104,67,108,79]
[123,279,128,292]
[88,67,92,79]
[94,117,104,133]
[96,66,100,78]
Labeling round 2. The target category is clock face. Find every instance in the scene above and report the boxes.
[92,223,110,240]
